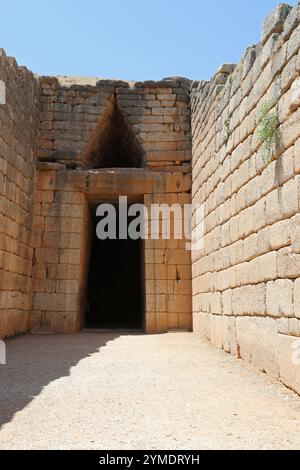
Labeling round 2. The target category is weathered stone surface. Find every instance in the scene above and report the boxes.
[277,247,300,278]
[289,77,300,111]
[261,4,292,46]
[223,316,239,356]
[294,278,300,319]
[236,317,279,378]
[0,50,39,339]
[266,279,294,317]
[291,214,300,253]
[283,4,300,40]
[282,176,299,217]
[278,334,300,395]
[231,285,266,316]
[269,219,291,249]
[1,3,300,397]
[242,46,256,78]
[191,1,300,393]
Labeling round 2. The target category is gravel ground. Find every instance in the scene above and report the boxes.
[0,332,299,450]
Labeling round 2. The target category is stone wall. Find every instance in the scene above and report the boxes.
[30,166,192,334]
[1,3,299,394]
[0,50,40,339]
[0,63,192,337]
[191,3,300,395]
[30,77,192,334]
[37,76,191,173]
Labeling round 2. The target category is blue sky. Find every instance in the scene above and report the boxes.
[0,0,296,81]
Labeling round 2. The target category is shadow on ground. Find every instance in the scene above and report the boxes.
[0,333,120,430]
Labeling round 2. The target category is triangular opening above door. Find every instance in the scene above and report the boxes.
[83,96,145,169]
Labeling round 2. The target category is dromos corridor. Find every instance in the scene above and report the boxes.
[0,332,299,450]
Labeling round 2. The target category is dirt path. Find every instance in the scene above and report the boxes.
[0,332,299,450]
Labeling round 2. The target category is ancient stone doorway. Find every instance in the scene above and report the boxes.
[85,203,144,330]
[83,95,145,169]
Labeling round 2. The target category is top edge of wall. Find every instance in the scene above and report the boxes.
[1,2,299,90]
[0,46,192,90]
[0,47,36,78]
[191,2,298,91]
[37,75,193,90]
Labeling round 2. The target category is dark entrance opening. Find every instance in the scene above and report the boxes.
[85,204,144,330]
[83,96,145,169]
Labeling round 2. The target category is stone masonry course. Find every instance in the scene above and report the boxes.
[0,2,300,395]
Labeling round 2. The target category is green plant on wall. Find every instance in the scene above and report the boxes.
[222,112,232,145]
[256,99,279,165]
[224,116,230,141]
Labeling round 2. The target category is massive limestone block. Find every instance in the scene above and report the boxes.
[236,317,279,379]
[278,334,300,395]
[283,3,300,40]
[266,279,294,317]
[291,214,300,254]
[290,77,300,111]
[295,278,300,319]
[261,3,292,46]
[223,316,239,356]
